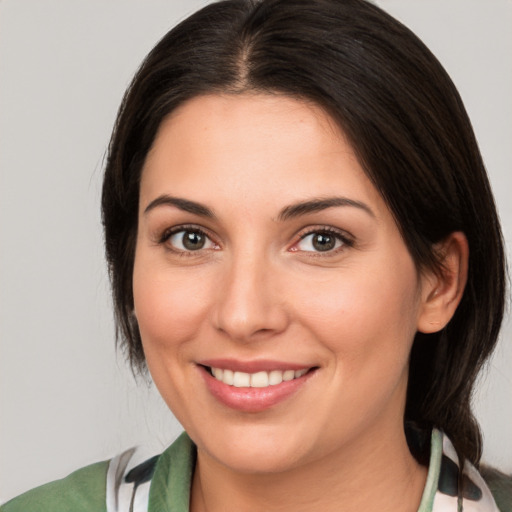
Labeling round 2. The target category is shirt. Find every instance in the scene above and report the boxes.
[2,429,509,512]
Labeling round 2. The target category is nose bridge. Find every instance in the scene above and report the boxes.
[213,244,288,341]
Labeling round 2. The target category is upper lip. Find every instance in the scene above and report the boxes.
[198,358,315,373]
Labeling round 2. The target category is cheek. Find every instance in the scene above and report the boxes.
[132,258,218,420]
[291,259,421,366]
[132,260,214,351]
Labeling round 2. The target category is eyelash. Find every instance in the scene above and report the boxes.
[158,224,354,256]
[294,226,354,255]
[158,224,219,256]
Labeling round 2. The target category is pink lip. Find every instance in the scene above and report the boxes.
[199,358,310,373]
[197,362,317,413]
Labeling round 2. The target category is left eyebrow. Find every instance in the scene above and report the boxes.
[277,197,375,222]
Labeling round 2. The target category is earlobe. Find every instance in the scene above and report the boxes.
[417,232,469,334]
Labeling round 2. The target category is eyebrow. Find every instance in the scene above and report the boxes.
[277,197,375,221]
[144,195,216,218]
[143,194,374,220]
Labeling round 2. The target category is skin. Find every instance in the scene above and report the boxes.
[133,94,467,512]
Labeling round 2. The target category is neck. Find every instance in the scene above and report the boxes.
[190,424,427,512]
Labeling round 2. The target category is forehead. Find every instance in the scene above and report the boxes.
[146,93,342,166]
[140,93,386,218]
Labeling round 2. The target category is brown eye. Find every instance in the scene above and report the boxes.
[168,229,215,251]
[295,230,348,253]
[311,233,336,251]
[183,231,205,250]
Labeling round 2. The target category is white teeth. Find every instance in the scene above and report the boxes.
[268,370,283,385]
[233,371,250,387]
[223,369,234,385]
[283,370,295,381]
[212,367,223,380]
[250,371,269,388]
[210,367,310,388]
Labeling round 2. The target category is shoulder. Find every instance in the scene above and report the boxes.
[480,466,512,512]
[0,434,194,512]
[102,433,193,511]
[1,460,109,512]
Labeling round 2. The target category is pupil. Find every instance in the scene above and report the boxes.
[183,231,205,250]
[313,233,335,251]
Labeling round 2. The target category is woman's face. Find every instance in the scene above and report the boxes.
[133,94,433,474]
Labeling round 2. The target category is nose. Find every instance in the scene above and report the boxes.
[212,251,290,343]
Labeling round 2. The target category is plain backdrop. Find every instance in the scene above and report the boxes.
[1,0,511,503]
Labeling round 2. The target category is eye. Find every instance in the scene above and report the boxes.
[165,228,217,252]
[293,229,351,253]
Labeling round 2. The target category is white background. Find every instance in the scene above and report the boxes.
[1,0,511,503]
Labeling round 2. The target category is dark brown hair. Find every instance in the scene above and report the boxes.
[102,0,506,466]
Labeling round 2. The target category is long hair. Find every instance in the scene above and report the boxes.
[102,0,506,465]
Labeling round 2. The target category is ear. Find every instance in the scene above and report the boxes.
[417,232,469,334]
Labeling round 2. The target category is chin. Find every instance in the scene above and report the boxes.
[210,446,306,475]
[194,425,313,474]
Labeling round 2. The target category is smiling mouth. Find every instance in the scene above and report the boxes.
[206,366,314,388]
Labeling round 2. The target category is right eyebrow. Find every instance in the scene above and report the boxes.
[143,195,216,219]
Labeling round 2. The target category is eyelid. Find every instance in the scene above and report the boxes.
[298,225,352,241]
[158,224,220,252]
[155,223,354,255]
[290,225,355,253]
[159,223,208,241]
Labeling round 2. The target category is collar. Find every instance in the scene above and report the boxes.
[106,429,500,512]
[422,429,500,512]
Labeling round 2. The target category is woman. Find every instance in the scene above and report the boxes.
[2,0,510,510]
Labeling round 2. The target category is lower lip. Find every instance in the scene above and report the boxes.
[199,367,315,412]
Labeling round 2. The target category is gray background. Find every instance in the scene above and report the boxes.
[1,0,511,503]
